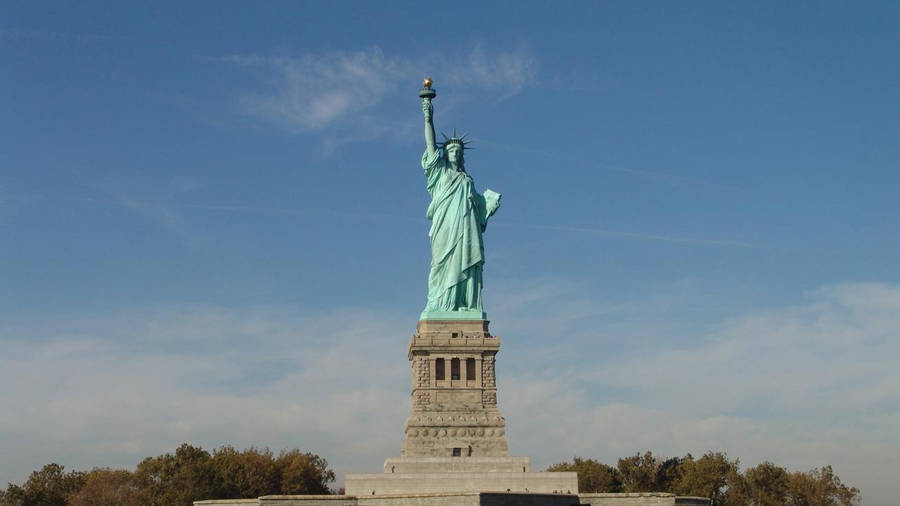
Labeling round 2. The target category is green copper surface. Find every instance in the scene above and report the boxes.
[419,88,501,320]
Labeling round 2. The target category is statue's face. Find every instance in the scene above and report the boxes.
[446,144,463,166]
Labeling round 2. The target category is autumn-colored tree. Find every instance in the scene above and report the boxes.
[546,457,621,492]
[210,446,279,498]
[67,468,140,506]
[0,446,859,505]
[543,452,859,506]
[786,466,859,506]
[731,461,790,506]
[617,451,664,492]
[133,443,217,506]
[15,463,85,506]
[672,452,737,506]
[0,485,25,506]
[656,456,684,492]
[275,449,334,495]
[721,465,750,506]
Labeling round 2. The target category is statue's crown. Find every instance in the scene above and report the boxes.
[439,130,471,150]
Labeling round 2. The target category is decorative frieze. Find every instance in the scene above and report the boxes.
[405,426,506,438]
[406,413,505,426]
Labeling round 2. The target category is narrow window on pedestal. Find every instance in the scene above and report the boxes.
[466,358,475,380]
[452,448,461,457]
[435,358,445,380]
[451,358,460,380]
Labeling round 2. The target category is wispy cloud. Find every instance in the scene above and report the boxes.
[224,48,408,131]
[222,44,539,135]
[447,43,538,99]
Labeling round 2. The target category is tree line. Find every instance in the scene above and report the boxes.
[0,444,334,506]
[546,451,859,506]
[1,446,859,506]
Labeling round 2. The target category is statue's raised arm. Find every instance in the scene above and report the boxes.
[420,78,437,156]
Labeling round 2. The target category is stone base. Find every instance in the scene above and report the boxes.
[196,492,709,506]
[383,456,531,474]
[578,493,710,505]
[401,410,509,458]
[343,471,577,496]
[196,492,579,506]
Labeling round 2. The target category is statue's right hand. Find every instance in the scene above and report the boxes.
[422,98,433,121]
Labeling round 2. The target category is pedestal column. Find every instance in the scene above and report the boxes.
[402,319,508,457]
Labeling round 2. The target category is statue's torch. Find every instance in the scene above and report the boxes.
[419,77,436,100]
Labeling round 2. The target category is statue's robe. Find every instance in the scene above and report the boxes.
[422,149,501,313]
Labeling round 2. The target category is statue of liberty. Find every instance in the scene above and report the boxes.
[419,79,501,320]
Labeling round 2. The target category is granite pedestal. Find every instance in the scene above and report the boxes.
[344,319,578,496]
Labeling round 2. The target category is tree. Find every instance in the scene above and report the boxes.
[210,446,279,498]
[275,449,334,495]
[1,444,336,505]
[134,443,216,506]
[129,444,335,503]
[547,457,621,493]
[733,461,790,506]
[656,456,684,492]
[67,468,140,506]
[0,484,24,506]
[18,463,84,506]
[617,451,661,492]
[672,452,738,506]
[0,446,860,505]
[786,466,860,506]
[723,465,751,506]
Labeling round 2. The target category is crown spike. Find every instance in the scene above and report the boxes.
[439,128,473,151]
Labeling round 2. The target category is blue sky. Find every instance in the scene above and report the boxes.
[1,1,898,504]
